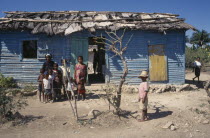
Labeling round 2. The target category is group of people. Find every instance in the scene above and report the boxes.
[37,53,202,122]
[37,54,87,103]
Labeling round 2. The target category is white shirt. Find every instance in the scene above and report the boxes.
[194,61,201,67]
[49,75,54,84]
[59,66,70,77]
[43,78,51,89]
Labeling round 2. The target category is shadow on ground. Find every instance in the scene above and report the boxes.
[148,107,173,120]
[185,79,205,88]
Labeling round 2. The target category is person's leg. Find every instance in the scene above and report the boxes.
[44,93,47,103]
[38,90,41,102]
[144,109,148,120]
[57,89,61,100]
[42,92,44,102]
[193,76,197,82]
[138,109,146,122]
[82,93,86,100]
[52,89,56,102]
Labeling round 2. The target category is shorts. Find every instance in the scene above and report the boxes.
[38,83,43,92]
[44,89,51,95]
[139,98,148,110]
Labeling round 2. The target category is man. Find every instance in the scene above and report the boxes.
[93,49,98,74]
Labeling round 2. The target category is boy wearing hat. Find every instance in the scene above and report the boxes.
[138,70,149,122]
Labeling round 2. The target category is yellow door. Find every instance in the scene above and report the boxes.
[149,45,167,81]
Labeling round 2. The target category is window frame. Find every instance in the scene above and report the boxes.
[19,38,38,61]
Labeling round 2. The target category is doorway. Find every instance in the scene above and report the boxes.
[148,45,167,81]
[88,37,105,84]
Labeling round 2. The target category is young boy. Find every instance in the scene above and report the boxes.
[53,63,63,102]
[43,73,52,103]
[37,68,45,102]
[138,70,149,122]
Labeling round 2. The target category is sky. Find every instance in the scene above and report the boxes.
[0,0,209,37]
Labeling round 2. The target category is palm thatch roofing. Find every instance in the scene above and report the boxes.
[0,11,196,35]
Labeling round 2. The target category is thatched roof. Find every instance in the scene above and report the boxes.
[0,11,195,35]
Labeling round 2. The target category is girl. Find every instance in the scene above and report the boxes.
[74,56,87,100]
[37,68,44,102]
[193,57,202,83]
[53,63,62,102]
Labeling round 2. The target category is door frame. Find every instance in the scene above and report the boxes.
[148,44,168,82]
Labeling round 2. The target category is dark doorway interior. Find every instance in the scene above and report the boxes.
[88,37,105,84]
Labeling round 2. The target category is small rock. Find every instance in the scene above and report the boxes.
[189,133,193,138]
[131,100,138,103]
[179,84,190,91]
[88,109,95,119]
[202,120,209,124]
[156,88,163,93]
[170,125,176,131]
[162,121,173,129]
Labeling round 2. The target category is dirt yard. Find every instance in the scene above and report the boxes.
[0,71,210,138]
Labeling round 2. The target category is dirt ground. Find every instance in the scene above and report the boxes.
[0,71,210,138]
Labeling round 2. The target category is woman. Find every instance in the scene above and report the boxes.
[42,54,55,74]
[193,57,202,83]
[74,56,87,100]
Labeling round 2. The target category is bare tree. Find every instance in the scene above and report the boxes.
[204,80,210,104]
[95,29,133,114]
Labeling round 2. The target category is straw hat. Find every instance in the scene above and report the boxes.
[138,70,148,78]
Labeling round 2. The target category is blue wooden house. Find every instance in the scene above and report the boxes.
[0,11,195,85]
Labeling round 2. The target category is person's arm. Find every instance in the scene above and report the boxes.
[37,75,40,82]
[42,62,46,72]
[138,85,141,102]
[42,80,44,92]
[84,65,87,83]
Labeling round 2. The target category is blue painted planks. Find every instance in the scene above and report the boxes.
[0,30,186,84]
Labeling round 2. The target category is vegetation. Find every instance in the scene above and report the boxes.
[186,29,210,68]
[190,30,210,48]
[0,73,17,88]
[186,47,210,68]
[95,29,132,114]
[0,73,27,120]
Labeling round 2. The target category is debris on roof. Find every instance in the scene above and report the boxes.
[0,11,196,35]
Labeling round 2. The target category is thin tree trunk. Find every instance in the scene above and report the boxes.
[204,80,210,104]
[115,55,128,110]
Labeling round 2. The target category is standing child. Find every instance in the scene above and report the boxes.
[138,71,149,122]
[43,73,52,103]
[74,56,87,100]
[53,63,63,102]
[37,68,44,102]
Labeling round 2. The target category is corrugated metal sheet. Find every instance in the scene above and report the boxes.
[0,31,69,84]
[0,30,186,85]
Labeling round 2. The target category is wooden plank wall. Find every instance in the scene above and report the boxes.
[0,30,185,84]
[0,31,69,84]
